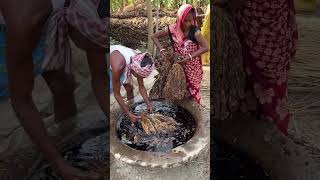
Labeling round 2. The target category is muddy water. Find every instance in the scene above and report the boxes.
[212,140,270,180]
[116,101,197,152]
[30,129,109,179]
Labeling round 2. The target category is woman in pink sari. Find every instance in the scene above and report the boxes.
[216,0,298,135]
[152,4,209,103]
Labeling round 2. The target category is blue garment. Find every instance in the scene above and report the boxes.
[0,25,45,100]
[109,69,125,94]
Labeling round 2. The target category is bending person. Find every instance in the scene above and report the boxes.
[110,45,154,123]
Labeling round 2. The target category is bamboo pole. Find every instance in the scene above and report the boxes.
[154,0,160,56]
[146,0,154,54]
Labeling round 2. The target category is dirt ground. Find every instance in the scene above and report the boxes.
[286,13,320,175]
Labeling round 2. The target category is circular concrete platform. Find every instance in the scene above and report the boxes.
[110,99,210,168]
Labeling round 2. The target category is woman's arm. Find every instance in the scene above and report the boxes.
[191,30,209,58]
[151,29,169,51]
[178,30,209,64]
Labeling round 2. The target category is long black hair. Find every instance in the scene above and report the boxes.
[97,0,109,18]
[140,53,154,67]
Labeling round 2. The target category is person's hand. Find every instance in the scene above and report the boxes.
[177,57,190,65]
[160,48,166,58]
[128,112,141,123]
[147,104,153,113]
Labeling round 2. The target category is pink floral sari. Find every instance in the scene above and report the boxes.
[169,4,203,103]
[236,0,298,134]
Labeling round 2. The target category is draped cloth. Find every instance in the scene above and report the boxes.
[42,0,107,73]
[123,52,155,85]
[236,0,298,134]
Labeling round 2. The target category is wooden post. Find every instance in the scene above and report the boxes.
[154,0,160,56]
[146,0,154,54]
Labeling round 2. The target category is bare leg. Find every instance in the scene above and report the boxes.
[124,84,134,100]
[42,70,77,123]
[0,0,102,179]
[69,29,109,120]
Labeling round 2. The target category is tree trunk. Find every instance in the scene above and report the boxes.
[154,0,160,56]
[121,0,124,10]
[146,0,154,54]
[183,0,187,5]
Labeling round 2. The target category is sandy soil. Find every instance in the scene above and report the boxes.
[287,13,320,174]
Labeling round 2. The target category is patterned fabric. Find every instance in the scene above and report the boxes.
[123,52,155,85]
[235,0,298,134]
[169,4,203,103]
[42,0,107,73]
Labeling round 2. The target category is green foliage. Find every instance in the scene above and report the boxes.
[110,0,209,12]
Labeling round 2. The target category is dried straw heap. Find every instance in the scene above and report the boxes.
[211,6,246,122]
[149,34,190,102]
[110,4,176,49]
[140,113,178,135]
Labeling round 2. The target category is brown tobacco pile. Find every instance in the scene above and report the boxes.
[140,113,178,135]
[149,35,190,101]
[211,6,246,122]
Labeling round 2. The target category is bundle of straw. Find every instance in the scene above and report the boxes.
[211,6,246,122]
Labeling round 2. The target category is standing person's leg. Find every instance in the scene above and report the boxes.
[0,0,102,179]
[124,84,134,100]
[42,70,77,123]
[69,29,109,119]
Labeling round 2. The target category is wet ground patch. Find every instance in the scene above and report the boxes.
[212,140,270,180]
[30,128,109,180]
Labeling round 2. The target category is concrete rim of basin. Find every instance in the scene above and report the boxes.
[110,99,210,168]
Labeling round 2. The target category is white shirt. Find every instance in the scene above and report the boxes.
[110,45,137,70]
